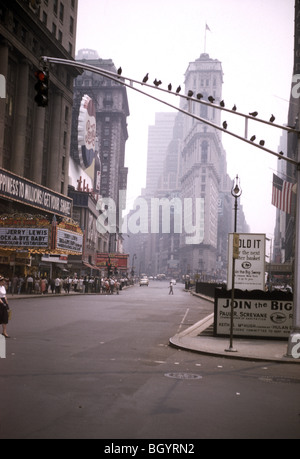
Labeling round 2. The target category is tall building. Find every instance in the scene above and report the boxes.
[144,112,178,198]
[0,0,79,194]
[0,0,82,279]
[70,49,129,257]
[125,52,249,280]
[179,53,230,277]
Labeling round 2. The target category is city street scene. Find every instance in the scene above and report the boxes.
[0,0,300,441]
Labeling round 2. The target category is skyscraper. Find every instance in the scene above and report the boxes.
[179,52,233,278]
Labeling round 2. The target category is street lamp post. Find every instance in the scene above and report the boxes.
[226,175,242,353]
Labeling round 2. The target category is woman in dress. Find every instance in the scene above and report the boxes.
[0,276,10,338]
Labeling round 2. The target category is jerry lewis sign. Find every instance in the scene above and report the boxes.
[214,290,293,339]
[227,233,265,291]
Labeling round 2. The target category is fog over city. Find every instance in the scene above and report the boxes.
[76,0,294,244]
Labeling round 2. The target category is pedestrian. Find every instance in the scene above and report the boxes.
[49,278,55,294]
[55,276,61,294]
[169,281,174,295]
[0,276,10,338]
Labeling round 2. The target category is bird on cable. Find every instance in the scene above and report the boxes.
[187,90,194,98]
[222,121,228,130]
[168,83,172,91]
[196,93,203,100]
[278,151,284,160]
[142,73,149,84]
[176,85,181,94]
[232,104,237,111]
[153,79,162,87]
[270,114,275,123]
[259,140,265,146]
[208,95,215,103]
[117,67,122,75]
[249,111,258,117]
[220,100,225,107]
[250,135,256,142]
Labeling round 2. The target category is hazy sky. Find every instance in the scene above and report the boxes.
[76,0,295,243]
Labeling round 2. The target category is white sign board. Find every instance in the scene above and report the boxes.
[215,297,293,338]
[227,233,265,291]
[56,229,83,254]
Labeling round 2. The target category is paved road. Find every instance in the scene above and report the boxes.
[0,282,299,439]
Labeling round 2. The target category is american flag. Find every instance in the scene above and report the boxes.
[272,174,294,214]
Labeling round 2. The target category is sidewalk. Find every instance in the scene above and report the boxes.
[169,291,300,364]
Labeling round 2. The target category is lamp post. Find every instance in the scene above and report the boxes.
[226,175,242,353]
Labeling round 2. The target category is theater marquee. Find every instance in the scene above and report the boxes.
[0,167,72,218]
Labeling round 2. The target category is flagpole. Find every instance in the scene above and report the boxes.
[204,25,207,53]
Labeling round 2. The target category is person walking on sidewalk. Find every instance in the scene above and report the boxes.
[0,276,10,338]
[169,281,174,295]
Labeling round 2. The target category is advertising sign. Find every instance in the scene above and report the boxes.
[215,296,293,338]
[0,227,49,248]
[77,95,96,170]
[227,233,265,291]
[0,168,72,217]
[96,253,129,270]
[56,229,83,254]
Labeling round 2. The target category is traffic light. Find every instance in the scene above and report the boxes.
[34,69,49,107]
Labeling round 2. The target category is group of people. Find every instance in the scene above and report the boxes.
[4,273,129,296]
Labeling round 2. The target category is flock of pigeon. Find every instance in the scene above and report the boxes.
[117,67,284,155]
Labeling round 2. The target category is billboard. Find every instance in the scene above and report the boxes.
[227,233,265,291]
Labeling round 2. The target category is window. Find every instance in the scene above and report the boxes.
[70,16,74,35]
[201,141,208,163]
[53,0,58,15]
[59,2,64,22]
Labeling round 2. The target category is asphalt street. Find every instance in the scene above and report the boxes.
[0,282,299,439]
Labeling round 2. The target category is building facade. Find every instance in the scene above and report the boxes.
[0,0,83,279]
[69,49,129,267]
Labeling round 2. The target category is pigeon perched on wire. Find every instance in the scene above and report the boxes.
[142,73,149,83]
[168,83,172,91]
[187,90,194,98]
[249,111,258,117]
[250,135,256,142]
[197,93,203,100]
[232,105,237,111]
[208,95,215,103]
[154,79,162,87]
[259,140,265,146]
[220,100,225,107]
[176,85,181,94]
[222,121,228,130]
[270,114,275,123]
[117,67,122,75]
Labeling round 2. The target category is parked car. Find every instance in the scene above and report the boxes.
[139,276,149,286]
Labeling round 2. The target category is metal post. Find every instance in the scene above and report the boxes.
[226,175,241,353]
[287,134,300,356]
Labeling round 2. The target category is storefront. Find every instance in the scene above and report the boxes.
[0,168,83,280]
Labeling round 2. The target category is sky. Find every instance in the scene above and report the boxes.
[75,0,295,245]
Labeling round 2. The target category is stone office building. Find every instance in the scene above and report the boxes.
[0,0,81,277]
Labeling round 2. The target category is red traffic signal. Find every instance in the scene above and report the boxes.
[34,70,49,107]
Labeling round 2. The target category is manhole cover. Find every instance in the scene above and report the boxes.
[164,372,202,380]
